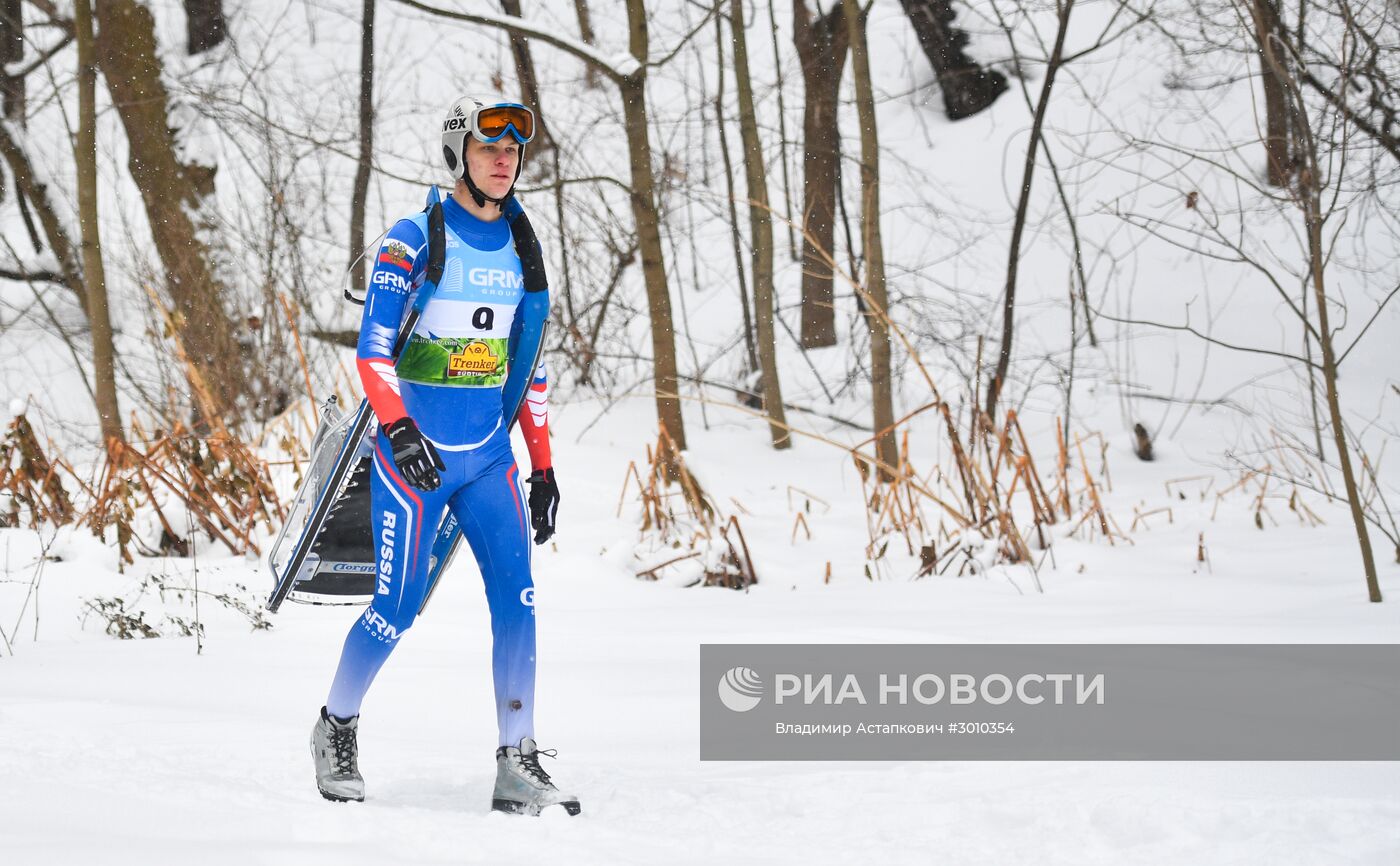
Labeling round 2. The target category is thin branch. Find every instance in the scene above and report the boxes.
[1296,66,1400,166]
[1095,309,1320,369]
[0,266,66,284]
[389,0,634,82]
[1336,283,1400,367]
[5,32,74,79]
[648,0,723,69]
[681,373,867,431]
[517,173,632,196]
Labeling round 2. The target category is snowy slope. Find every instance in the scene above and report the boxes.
[3,398,1400,864]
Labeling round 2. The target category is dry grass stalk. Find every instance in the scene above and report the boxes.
[674,369,1131,582]
[2,410,284,565]
[0,413,75,529]
[787,485,830,513]
[620,427,755,588]
[715,515,758,589]
[1055,417,1073,516]
[1287,488,1326,527]
[635,550,703,580]
[1165,475,1214,500]
[792,511,811,543]
[1010,412,1057,522]
[1130,506,1174,531]
[1071,433,1116,544]
[141,283,229,438]
[277,293,317,409]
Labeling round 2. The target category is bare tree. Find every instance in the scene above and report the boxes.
[96,0,249,425]
[767,0,798,260]
[74,0,123,449]
[184,0,226,55]
[843,0,897,477]
[1251,0,1291,185]
[898,0,1007,119]
[348,0,375,297]
[714,13,759,372]
[621,0,687,458]
[793,0,850,348]
[1289,3,1400,168]
[0,0,23,119]
[0,122,83,294]
[1253,1,1381,600]
[1101,0,1393,600]
[500,0,553,159]
[730,0,790,448]
[572,0,599,88]
[985,0,1074,421]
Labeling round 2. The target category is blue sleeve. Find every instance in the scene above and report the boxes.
[501,290,549,425]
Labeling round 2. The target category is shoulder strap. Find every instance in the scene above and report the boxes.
[389,188,446,358]
[505,197,548,294]
[421,195,446,290]
[500,196,550,427]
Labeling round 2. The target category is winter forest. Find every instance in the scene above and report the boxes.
[1,0,1398,862]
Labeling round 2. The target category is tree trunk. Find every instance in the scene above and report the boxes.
[1250,0,1291,186]
[767,0,797,261]
[96,0,248,426]
[1303,208,1378,601]
[348,0,375,296]
[714,14,759,373]
[731,0,790,449]
[1256,5,1383,601]
[898,0,1007,119]
[843,0,897,478]
[572,0,599,88]
[0,0,23,120]
[183,0,226,55]
[623,0,686,460]
[793,0,850,349]
[986,0,1073,422]
[1245,1,1380,599]
[0,120,84,296]
[74,0,124,449]
[500,0,553,159]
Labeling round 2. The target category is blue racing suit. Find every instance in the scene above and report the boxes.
[325,192,552,748]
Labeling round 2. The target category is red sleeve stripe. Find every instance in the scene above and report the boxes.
[517,401,551,471]
[357,356,408,425]
[524,380,549,427]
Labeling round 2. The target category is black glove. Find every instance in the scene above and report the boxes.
[526,467,560,544]
[383,417,444,491]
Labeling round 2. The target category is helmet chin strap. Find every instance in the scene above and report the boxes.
[463,146,526,211]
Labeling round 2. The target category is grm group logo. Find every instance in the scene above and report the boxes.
[718,667,764,713]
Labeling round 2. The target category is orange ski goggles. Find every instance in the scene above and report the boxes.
[471,103,536,144]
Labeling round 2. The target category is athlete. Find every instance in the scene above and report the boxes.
[310,96,577,817]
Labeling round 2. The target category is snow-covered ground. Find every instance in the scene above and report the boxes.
[2,399,1397,865]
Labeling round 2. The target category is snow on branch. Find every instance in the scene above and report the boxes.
[390,0,640,82]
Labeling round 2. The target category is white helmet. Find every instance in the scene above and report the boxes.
[441,95,535,207]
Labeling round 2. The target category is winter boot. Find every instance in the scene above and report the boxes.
[492,737,581,816]
[310,706,365,802]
